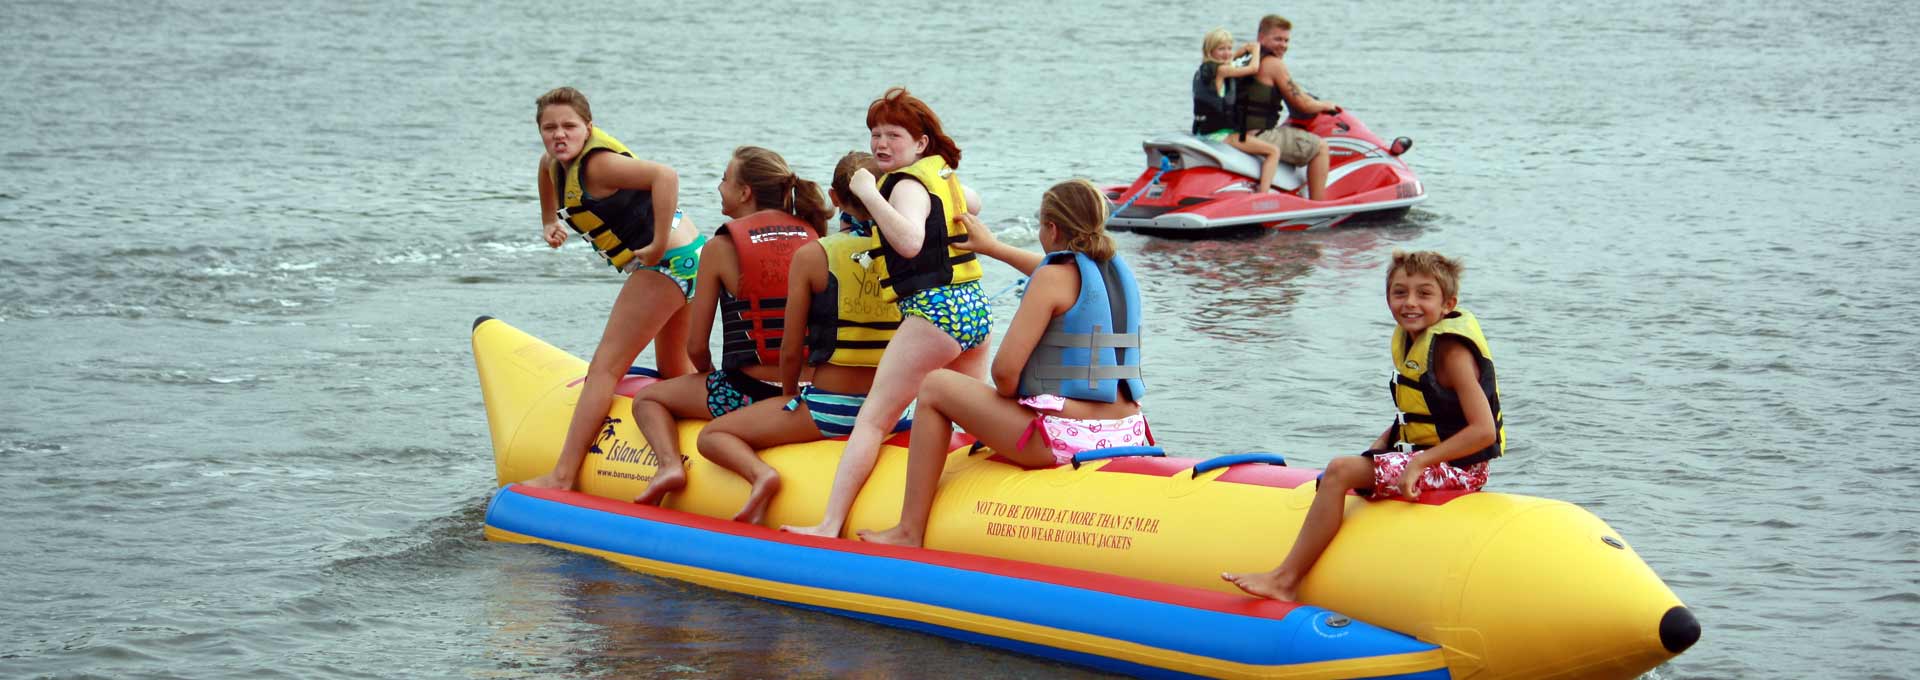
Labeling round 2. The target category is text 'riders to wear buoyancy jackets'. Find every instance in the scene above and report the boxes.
[1016,251,1145,403]
[1192,61,1236,135]
[871,156,983,302]
[717,210,817,370]
[552,127,657,271]
[806,230,903,367]
[1388,308,1506,467]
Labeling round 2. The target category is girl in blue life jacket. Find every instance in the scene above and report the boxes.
[781,88,994,539]
[628,146,831,506]
[860,179,1150,549]
[521,87,704,492]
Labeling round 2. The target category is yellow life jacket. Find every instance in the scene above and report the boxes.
[552,127,655,271]
[870,156,982,302]
[806,230,903,367]
[1389,308,1506,467]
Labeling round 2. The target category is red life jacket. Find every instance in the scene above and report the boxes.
[718,210,818,369]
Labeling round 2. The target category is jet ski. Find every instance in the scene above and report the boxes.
[1105,109,1426,238]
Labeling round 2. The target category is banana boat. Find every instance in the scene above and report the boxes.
[473,316,1697,678]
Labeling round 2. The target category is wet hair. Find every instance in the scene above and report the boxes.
[535,86,592,123]
[730,146,833,234]
[1038,179,1114,261]
[865,87,962,169]
[1387,250,1463,301]
[830,151,879,222]
[1258,15,1293,35]
[1202,28,1233,60]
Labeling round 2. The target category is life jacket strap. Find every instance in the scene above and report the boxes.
[1392,412,1415,453]
[1038,330,1140,349]
[1022,365,1145,382]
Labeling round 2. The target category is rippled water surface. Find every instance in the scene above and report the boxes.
[4,0,1917,677]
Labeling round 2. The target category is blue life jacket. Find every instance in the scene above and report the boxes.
[1017,252,1145,403]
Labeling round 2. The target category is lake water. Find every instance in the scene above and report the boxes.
[3,0,1917,677]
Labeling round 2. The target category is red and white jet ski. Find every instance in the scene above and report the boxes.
[1104,109,1425,237]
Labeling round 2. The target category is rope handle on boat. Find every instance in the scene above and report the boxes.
[1070,446,1165,469]
[1190,452,1288,478]
[1107,156,1176,219]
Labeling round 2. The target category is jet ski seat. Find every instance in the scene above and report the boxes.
[1141,133,1306,191]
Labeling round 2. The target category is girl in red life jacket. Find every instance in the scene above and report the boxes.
[630,147,831,506]
[861,179,1149,549]
[520,87,702,492]
[695,152,913,525]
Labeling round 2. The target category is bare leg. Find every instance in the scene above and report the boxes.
[697,397,822,524]
[1306,139,1330,201]
[947,340,991,381]
[1222,455,1373,600]
[631,373,717,505]
[653,303,695,378]
[782,318,960,538]
[1227,136,1282,194]
[859,370,1051,547]
[521,272,685,490]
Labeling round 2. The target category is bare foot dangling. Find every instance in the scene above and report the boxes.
[518,472,573,491]
[731,473,782,525]
[632,469,685,505]
[1221,569,1299,601]
[779,521,841,538]
[855,526,921,548]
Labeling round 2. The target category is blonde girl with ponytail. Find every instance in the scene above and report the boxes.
[861,179,1152,548]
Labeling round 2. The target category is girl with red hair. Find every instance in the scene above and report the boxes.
[783,88,991,538]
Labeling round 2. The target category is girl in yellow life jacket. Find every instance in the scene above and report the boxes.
[521,87,703,492]
[861,179,1150,549]
[782,88,992,539]
[1224,250,1502,603]
[696,152,913,525]
[630,146,830,506]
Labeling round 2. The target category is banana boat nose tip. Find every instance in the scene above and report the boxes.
[474,315,495,330]
[1660,605,1701,654]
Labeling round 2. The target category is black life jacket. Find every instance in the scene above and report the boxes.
[1235,50,1288,133]
[1192,62,1237,135]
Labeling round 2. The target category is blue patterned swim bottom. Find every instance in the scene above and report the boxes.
[897,281,992,352]
[704,368,782,418]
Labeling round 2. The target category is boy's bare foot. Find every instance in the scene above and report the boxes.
[855,526,921,548]
[731,473,782,525]
[779,521,841,538]
[1221,569,1299,601]
[632,469,685,506]
[519,472,573,491]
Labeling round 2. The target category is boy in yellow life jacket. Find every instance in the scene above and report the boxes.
[1224,250,1504,602]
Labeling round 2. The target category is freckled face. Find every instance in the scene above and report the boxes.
[1387,269,1456,336]
[538,104,591,164]
[869,123,928,172]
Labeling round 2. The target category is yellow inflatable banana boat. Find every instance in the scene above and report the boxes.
[474,316,1698,679]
